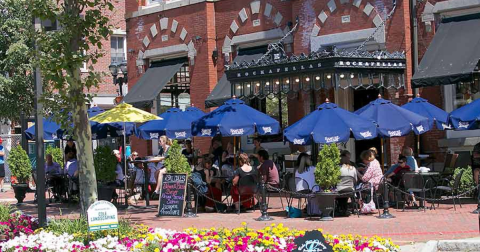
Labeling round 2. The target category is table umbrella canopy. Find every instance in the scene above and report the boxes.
[401,95,450,130]
[25,118,62,141]
[356,96,431,137]
[449,98,480,130]
[137,107,205,140]
[89,103,161,124]
[284,100,378,145]
[192,98,280,137]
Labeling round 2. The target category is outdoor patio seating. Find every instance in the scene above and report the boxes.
[433,169,464,211]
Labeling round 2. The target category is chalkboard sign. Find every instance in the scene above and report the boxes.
[292,230,333,252]
[157,173,188,217]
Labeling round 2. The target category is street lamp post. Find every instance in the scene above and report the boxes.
[109,61,128,97]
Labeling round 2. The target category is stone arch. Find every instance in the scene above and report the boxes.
[311,0,386,51]
[136,17,196,66]
[222,0,293,55]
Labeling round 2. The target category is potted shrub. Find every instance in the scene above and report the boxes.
[313,144,341,220]
[93,146,117,201]
[164,140,191,174]
[7,146,32,204]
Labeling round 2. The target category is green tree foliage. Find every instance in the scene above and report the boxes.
[164,140,191,174]
[7,146,31,183]
[93,146,117,183]
[450,166,474,195]
[45,146,64,168]
[31,0,114,215]
[315,144,341,189]
[0,0,35,122]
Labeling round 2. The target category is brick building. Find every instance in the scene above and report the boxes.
[124,0,480,168]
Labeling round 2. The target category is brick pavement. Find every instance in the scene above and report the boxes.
[1,189,479,246]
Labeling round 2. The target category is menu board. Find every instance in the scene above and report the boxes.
[157,173,187,217]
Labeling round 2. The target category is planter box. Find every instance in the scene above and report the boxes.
[308,192,338,221]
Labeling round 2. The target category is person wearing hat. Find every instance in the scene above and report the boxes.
[0,138,5,192]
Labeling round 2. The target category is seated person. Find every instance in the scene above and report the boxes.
[45,154,62,176]
[257,150,280,188]
[231,153,258,211]
[402,147,418,171]
[295,153,319,192]
[65,150,79,194]
[45,154,63,200]
[336,150,358,215]
[193,156,222,211]
[182,139,195,166]
[152,136,170,196]
[386,155,410,185]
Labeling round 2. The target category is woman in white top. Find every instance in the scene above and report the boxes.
[295,153,319,192]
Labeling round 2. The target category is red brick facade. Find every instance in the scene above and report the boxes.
[125,0,446,163]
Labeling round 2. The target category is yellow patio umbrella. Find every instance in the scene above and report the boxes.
[90,102,162,207]
[89,103,161,124]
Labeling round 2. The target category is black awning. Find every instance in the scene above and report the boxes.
[412,15,480,88]
[123,58,185,104]
[205,52,265,108]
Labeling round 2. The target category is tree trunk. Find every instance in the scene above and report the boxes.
[67,0,97,216]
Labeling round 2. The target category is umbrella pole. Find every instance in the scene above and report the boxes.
[124,121,128,208]
[378,137,395,219]
[233,136,236,170]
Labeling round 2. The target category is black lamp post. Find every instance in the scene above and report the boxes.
[109,61,128,97]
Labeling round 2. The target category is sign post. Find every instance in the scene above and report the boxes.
[87,201,119,232]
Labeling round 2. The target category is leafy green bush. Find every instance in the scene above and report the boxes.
[7,145,31,183]
[0,203,16,222]
[93,146,118,183]
[46,146,64,169]
[44,218,148,243]
[450,166,474,194]
[164,140,191,174]
[315,144,341,190]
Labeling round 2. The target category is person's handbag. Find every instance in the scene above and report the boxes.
[360,184,376,214]
[286,206,302,218]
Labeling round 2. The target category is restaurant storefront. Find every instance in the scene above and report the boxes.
[125,0,416,163]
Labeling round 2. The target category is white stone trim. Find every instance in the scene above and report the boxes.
[310,27,385,52]
[433,0,480,14]
[160,17,169,30]
[143,36,151,47]
[180,28,188,41]
[311,24,321,37]
[112,29,126,35]
[130,0,207,18]
[264,3,273,17]
[239,8,248,23]
[222,35,232,54]
[230,20,239,34]
[143,44,189,60]
[328,0,337,13]
[373,14,383,27]
[353,0,362,8]
[318,11,328,24]
[250,0,260,14]
[230,28,284,48]
[274,12,283,26]
[171,19,179,33]
[150,24,158,37]
[363,2,374,16]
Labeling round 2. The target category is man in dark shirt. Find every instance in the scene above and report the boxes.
[257,150,280,187]
[386,155,410,185]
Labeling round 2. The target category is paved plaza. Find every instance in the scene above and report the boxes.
[1,188,479,247]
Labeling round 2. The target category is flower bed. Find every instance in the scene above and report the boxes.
[0,211,38,241]
[0,221,399,252]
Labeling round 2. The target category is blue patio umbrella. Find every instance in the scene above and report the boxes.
[191,98,280,137]
[402,95,450,130]
[284,100,378,145]
[449,98,480,130]
[356,96,431,137]
[25,117,62,141]
[137,107,205,140]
